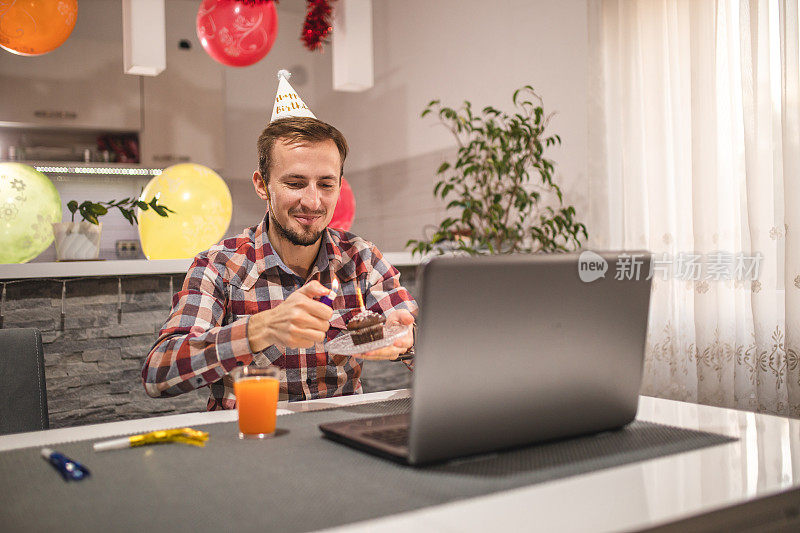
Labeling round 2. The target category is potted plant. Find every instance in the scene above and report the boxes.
[407,86,587,256]
[53,195,173,260]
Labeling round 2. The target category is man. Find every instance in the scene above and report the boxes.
[141,75,417,408]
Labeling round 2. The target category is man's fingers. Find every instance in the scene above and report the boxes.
[288,327,326,348]
[360,347,401,360]
[296,280,331,298]
[299,299,334,321]
[387,309,415,326]
[293,312,331,333]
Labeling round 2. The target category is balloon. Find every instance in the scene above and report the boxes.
[329,177,355,231]
[138,163,232,260]
[0,163,62,263]
[196,0,278,67]
[0,0,78,56]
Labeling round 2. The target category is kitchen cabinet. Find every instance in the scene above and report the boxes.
[140,0,225,171]
[0,0,141,132]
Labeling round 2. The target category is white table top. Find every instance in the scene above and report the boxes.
[1,390,797,532]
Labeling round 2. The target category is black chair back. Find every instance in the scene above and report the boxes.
[0,328,49,435]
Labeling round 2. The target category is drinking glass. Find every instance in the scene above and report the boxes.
[232,366,280,439]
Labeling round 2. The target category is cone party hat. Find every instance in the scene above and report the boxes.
[271,69,316,122]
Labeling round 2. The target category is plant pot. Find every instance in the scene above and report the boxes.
[52,221,102,260]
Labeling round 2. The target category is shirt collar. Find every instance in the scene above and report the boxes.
[239,216,346,289]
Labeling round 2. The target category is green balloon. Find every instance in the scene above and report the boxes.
[0,163,62,263]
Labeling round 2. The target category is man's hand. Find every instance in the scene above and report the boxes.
[358,309,415,361]
[247,280,333,353]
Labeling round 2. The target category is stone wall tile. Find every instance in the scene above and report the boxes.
[96,359,141,372]
[47,375,81,389]
[109,381,131,394]
[121,346,149,360]
[43,353,61,367]
[106,323,159,338]
[45,367,69,379]
[66,294,118,306]
[120,309,169,325]
[117,334,158,349]
[64,315,116,330]
[61,361,98,376]
[83,394,131,410]
[42,331,62,344]
[4,297,53,310]
[79,373,112,387]
[82,348,121,362]
[3,317,58,331]
[52,407,116,427]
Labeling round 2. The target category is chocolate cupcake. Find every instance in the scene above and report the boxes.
[346,310,386,345]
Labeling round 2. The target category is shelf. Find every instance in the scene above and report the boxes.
[0,259,193,280]
[0,253,422,280]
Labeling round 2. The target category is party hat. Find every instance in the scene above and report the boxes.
[271,69,316,122]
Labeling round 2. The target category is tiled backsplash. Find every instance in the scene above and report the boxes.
[32,174,151,262]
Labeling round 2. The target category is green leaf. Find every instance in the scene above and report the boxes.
[89,204,108,216]
[67,200,78,214]
[437,162,450,174]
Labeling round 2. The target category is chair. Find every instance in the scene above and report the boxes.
[0,328,49,435]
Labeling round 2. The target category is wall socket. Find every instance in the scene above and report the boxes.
[116,240,142,259]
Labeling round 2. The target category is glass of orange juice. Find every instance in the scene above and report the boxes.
[232,366,280,439]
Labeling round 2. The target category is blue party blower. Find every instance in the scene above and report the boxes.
[41,448,90,481]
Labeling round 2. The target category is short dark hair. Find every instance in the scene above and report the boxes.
[257,117,348,183]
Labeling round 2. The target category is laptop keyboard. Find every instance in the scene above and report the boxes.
[362,427,409,447]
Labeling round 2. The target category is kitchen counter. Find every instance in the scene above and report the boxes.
[0,252,423,280]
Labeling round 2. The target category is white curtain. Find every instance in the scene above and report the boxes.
[588,0,800,415]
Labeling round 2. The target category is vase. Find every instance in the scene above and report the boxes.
[52,221,102,260]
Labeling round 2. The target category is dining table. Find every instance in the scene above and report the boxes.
[1,389,799,532]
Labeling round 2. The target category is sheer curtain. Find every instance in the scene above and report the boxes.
[588,0,800,415]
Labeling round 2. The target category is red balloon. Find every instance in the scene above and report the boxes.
[329,178,356,232]
[196,0,278,67]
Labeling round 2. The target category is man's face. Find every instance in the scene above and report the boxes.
[259,139,341,247]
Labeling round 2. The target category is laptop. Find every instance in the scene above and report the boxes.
[319,252,652,465]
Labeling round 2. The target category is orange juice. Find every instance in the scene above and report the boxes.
[234,376,279,437]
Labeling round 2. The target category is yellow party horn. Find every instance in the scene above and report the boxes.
[93,428,209,452]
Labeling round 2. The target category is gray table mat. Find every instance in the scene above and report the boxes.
[0,398,735,533]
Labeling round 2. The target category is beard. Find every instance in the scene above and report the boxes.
[269,210,325,247]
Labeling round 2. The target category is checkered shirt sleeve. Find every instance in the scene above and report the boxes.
[141,256,254,398]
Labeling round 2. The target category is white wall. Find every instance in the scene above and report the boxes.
[313,0,588,179]
[224,0,590,250]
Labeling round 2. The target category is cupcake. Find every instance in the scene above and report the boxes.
[346,309,386,345]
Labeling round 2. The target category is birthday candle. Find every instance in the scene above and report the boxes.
[355,285,365,310]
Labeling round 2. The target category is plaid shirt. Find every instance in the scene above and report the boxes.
[142,217,418,410]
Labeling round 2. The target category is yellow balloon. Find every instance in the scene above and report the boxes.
[138,163,232,260]
[0,163,62,263]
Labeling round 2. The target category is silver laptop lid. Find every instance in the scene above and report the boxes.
[407,252,652,464]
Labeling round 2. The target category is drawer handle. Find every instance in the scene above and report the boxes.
[33,110,78,120]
